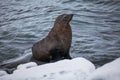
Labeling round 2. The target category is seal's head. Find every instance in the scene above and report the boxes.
[55,14,73,24]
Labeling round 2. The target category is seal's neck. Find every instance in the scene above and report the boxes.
[53,23,71,33]
[54,22,69,28]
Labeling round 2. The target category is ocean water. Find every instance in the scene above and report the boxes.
[0,0,120,66]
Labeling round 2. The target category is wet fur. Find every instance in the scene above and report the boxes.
[32,14,73,62]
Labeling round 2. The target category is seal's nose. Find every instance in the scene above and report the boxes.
[69,14,73,21]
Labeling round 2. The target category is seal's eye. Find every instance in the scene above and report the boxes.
[61,15,68,21]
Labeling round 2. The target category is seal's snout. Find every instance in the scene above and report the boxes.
[55,14,73,24]
[62,14,73,23]
[69,14,73,20]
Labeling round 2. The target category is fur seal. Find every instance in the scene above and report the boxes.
[32,14,73,62]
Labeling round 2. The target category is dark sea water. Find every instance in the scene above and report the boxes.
[0,0,120,67]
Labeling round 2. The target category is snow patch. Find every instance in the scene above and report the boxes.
[88,58,120,80]
[1,57,119,80]
[0,70,8,77]
[0,57,95,80]
[17,62,37,70]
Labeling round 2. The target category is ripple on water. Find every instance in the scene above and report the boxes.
[0,0,120,66]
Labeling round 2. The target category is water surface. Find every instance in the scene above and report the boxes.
[0,0,120,66]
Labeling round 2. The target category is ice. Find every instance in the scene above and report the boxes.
[0,57,95,80]
[0,70,8,77]
[17,62,37,70]
[88,58,120,80]
[1,57,119,80]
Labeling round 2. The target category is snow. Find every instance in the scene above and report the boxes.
[0,57,95,80]
[0,71,8,77]
[0,57,120,80]
[17,62,37,70]
[88,58,120,80]
[14,62,38,73]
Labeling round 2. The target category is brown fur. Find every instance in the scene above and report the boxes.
[32,14,73,62]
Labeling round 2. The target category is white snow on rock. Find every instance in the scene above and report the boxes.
[0,57,120,80]
[17,62,37,70]
[0,57,95,80]
[0,70,8,77]
[88,58,120,80]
